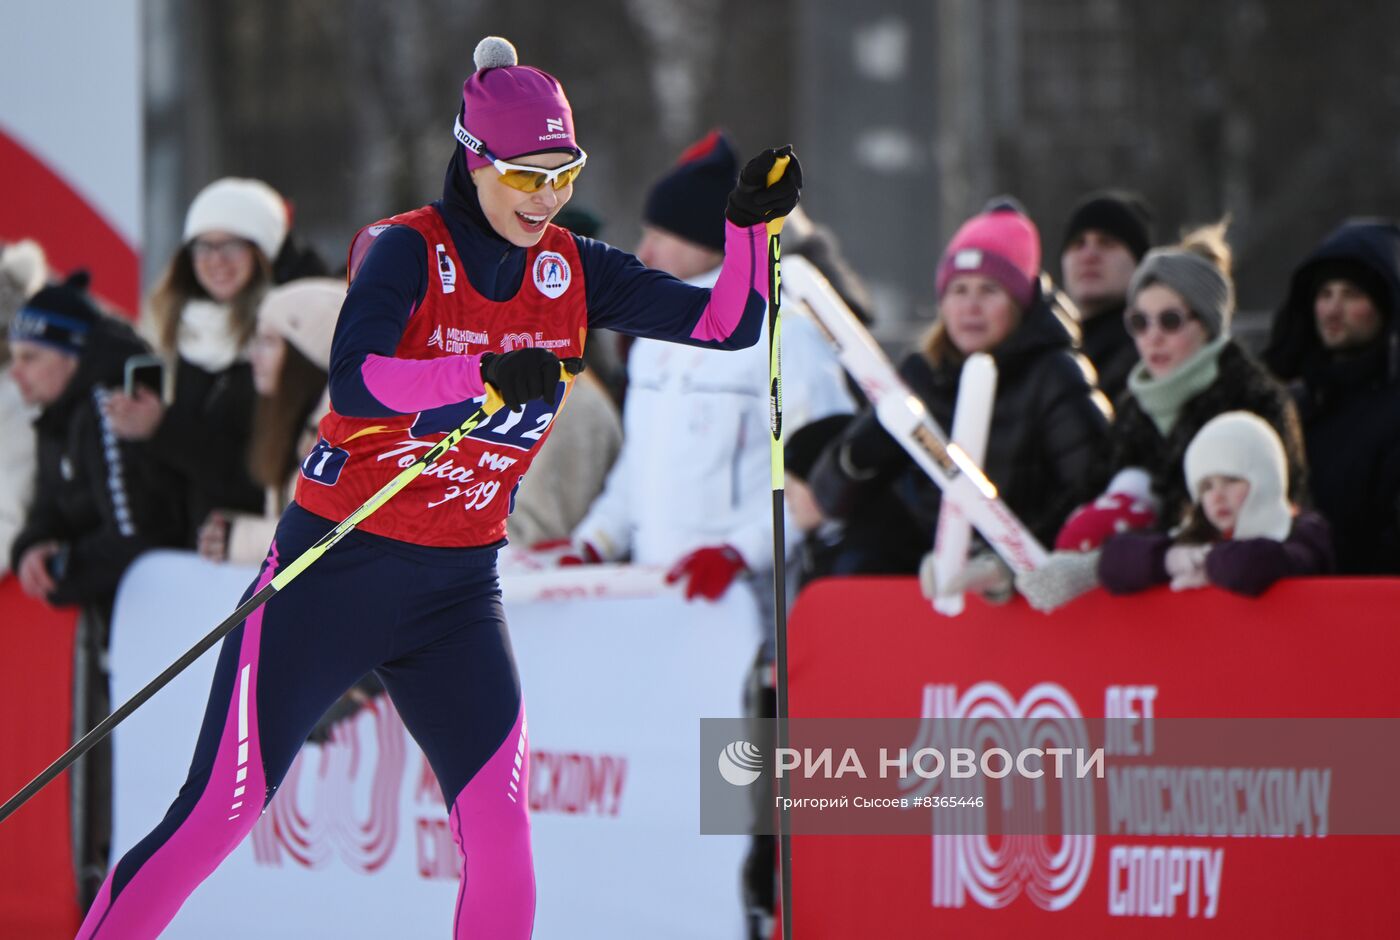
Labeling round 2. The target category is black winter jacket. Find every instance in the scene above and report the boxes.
[1263,220,1400,574]
[1106,343,1307,529]
[148,356,263,544]
[1077,299,1138,405]
[811,285,1112,558]
[10,318,187,607]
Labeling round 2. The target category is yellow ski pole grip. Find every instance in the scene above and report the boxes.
[766,154,791,187]
[765,154,792,237]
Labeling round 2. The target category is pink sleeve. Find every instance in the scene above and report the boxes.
[358,353,487,414]
[689,221,769,342]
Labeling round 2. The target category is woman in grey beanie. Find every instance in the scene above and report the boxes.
[1017,222,1309,612]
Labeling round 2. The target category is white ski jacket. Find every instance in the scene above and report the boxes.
[573,267,854,570]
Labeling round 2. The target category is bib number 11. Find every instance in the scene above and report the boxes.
[301,438,350,486]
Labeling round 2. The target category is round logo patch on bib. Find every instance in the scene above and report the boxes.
[532,251,571,299]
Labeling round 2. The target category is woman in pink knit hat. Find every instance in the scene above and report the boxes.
[808,199,1111,598]
[77,36,801,940]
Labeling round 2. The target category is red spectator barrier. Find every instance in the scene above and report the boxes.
[0,579,80,937]
[786,577,1400,937]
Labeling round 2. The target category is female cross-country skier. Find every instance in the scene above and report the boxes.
[76,36,800,939]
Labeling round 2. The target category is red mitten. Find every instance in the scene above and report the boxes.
[528,538,602,566]
[665,545,747,601]
[1055,492,1157,551]
[559,541,603,567]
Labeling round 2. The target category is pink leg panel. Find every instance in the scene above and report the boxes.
[449,703,535,939]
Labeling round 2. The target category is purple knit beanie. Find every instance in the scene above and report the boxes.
[456,37,578,170]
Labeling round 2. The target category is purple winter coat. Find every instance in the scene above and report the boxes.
[1098,511,1334,598]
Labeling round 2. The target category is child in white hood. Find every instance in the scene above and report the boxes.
[1097,410,1333,596]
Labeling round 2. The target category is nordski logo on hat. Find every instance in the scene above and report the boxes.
[532,251,571,299]
[541,117,569,141]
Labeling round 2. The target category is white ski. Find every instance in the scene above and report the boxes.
[931,352,998,614]
[780,256,1046,575]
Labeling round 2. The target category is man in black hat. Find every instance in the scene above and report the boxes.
[1059,190,1155,402]
[9,277,183,607]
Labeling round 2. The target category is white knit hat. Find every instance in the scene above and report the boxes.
[0,239,48,328]
[1183,411,1291,540]
[256,277,345,370]
[184,177,289,260]
[1,239,48,297]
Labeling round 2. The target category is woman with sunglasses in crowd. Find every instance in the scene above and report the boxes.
[76,36,798,940]
[1050,222,1306,558]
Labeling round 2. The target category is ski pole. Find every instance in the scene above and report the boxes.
[0,359,584,825]
[763,153,797,940]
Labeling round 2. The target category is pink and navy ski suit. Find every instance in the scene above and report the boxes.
[77,157,770,938]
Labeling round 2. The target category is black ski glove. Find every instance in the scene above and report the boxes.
[480,348,562,412]
[725,146,803,228]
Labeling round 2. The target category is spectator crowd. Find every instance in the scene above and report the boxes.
[4,131,1399,937]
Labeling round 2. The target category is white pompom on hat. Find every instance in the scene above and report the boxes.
[256,277,345,370]
[474,35,519,69]
[1183,411,1292,540]
[0,239,49,329]
[184,177,290,261]
[1,239,48,298]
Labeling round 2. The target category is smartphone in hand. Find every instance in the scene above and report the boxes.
[124,354,167,401]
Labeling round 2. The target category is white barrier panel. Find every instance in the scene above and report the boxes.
[110,551,757,938]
